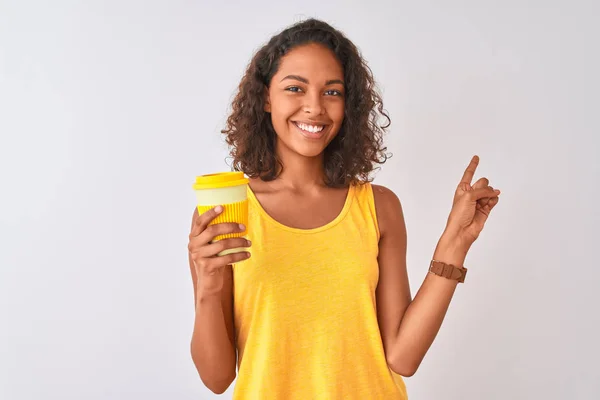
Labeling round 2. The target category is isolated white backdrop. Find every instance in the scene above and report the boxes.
[1,1,599,399]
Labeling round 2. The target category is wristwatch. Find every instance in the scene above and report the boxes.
[429,260,468,283]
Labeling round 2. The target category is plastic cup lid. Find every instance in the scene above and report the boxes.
[193,171,249,190]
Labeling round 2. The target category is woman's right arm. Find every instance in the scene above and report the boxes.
[188,207,250,394]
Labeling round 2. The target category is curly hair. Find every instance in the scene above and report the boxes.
[221,18,391,187]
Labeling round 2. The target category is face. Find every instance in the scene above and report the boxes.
[265,43,345,159]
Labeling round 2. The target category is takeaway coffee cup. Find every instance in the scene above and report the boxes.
[192,171,249,256]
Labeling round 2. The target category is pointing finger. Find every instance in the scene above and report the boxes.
[460,155,480,186]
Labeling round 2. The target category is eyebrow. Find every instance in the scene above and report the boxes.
[280,75,344,86]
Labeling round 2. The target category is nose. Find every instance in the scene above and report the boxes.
[303,92,324,115]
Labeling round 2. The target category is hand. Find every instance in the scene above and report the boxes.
[443,155,501,251]
[188,205,251,295]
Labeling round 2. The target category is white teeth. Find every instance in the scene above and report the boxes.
[296,122,325,133]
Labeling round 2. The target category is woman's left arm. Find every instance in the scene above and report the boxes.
[374,155,501,377]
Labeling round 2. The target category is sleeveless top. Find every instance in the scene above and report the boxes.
[231,182,408,399]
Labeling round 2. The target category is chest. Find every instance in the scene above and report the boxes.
[253,188,348,230]
[235,222,380,313]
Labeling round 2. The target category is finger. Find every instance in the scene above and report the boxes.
[213,251,252,267]
[472,177,489,190]
[473,203,491,229]
[468,186,501,201]
[460,155,480,186]
[474,195,500,228]
[198,222,246,244]
[487,196,499,211]
[473,196,494,225]
[473,178,490,206]
[485,185,497,204]
[197,237,251,258]
[191,205,224,237]
[197,250,251,273]
[479,191,499,211]
[478,190,500,209]
[477,183,493,207]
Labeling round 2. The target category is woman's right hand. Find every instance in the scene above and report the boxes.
[188,205,251,296]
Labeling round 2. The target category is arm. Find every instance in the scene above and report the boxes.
[189,208,237,394]
[375,156,501,377]
[373,185,465,377]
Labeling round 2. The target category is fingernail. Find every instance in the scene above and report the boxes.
[214,205,223,213]
[239,224,246,231]
[246,239,252,246]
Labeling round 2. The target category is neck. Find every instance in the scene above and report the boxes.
[273,140,326,191]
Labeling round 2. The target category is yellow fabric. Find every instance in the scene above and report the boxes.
[232,182,408,399]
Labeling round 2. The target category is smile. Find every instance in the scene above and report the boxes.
[292,121,328,139]
[293,122,325,133]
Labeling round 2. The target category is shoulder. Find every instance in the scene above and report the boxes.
[370,184,405,237]
[371,184,402,213]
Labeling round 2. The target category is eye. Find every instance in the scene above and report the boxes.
[285,86,303,93]
[325,89,343,97]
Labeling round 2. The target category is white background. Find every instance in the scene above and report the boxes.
[1,0,599,399]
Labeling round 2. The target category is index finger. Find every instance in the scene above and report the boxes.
[190,205,223,237]
[460,155,480,185]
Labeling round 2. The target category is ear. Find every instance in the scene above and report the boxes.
[263,85,271,113]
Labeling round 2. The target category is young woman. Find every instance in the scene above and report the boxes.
[187,18,501,399]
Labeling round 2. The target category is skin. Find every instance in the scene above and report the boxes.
[252,42,349,228]
[188,42,501,392]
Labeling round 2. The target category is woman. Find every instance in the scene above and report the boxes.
[187,18,501,399]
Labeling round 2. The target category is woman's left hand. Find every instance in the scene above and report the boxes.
[443,155,501,252]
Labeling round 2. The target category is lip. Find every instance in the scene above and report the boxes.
[292,120,331,125]
[291,121,329,140]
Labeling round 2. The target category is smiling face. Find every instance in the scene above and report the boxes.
[265,43,345,159]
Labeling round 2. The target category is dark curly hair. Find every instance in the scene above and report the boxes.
[221,18,391,187]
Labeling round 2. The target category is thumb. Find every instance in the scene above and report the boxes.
[467,187,500,202]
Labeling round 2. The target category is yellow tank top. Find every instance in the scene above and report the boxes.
[232,182,408,399]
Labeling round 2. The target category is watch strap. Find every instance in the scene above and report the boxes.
[429,260,468,283]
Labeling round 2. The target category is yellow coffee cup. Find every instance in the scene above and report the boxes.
[192,171,249,256]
